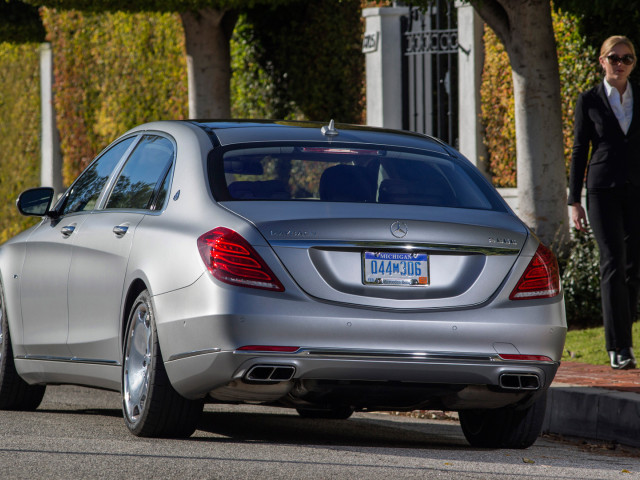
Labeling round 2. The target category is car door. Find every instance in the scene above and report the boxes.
[20,137,136,358]
[66,134,175,362]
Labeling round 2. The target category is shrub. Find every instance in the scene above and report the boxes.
[561,229,602,328]
[231,0,365,123]
[0,42,41,243]
[40,8,188,184]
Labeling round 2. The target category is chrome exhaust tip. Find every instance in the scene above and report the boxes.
[245,365,296,382]
[499,373,541,391]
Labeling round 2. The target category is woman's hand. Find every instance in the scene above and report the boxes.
[571,203,588,231]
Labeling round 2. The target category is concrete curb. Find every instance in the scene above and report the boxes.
[543,384,640,448]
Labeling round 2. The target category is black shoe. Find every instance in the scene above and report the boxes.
[616,348,636,370]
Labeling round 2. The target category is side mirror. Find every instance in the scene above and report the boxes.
[17,187,55,217]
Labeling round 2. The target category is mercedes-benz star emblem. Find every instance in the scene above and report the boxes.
[390,221,408,238]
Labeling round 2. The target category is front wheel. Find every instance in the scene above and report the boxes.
[0,283,45,410]
[122,290,203,437]
[459,392,548,449]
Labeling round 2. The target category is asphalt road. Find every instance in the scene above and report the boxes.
[0,385,638,479]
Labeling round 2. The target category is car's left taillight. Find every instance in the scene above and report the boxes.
[197,227,284,292]
[509,243,560,300]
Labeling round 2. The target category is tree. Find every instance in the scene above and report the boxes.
[26,0,292,118]
[414,0,569,249]
[471,0,569,249]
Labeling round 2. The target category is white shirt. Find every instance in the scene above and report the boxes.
[604,79,633,134]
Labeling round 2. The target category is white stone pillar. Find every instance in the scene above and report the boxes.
[456,4,488,176]
[363,7,409,129]
[40,43,64,195]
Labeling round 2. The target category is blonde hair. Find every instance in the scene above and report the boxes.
[600,35,636,61]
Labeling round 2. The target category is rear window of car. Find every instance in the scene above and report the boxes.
[213,145,505,211]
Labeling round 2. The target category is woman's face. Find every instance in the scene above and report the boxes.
[599,43,635,85]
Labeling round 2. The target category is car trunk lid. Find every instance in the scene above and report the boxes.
[220,202,527,309]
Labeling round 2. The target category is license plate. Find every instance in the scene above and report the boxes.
[363,251,429,286]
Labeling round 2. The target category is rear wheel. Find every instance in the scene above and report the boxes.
[0,283,45,410]
[296,405,354,419]
[122,290,203,437]
[459,392,547,449]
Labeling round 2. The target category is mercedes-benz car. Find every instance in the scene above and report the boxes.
[0,120,565,448]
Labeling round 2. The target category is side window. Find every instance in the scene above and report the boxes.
[61,137,135,216]
[105,135,174,210]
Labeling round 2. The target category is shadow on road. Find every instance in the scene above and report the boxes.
[195,410,468,450]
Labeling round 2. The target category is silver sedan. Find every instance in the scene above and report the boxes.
[0,120,566,447]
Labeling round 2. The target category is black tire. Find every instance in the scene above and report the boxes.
[459,392,548,449]
[296,405,354,420]
[0,282,46,410]
[122,290,203,437]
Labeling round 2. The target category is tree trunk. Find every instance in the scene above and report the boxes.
[470,0,569,250]
[180,8,238,119]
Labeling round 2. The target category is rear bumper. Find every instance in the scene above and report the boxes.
[163,347,558,409]
[155,273,565,408]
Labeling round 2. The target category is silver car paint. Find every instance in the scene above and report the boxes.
[0,120,566,413]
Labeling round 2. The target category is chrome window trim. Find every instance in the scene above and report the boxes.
[97,131,177,211]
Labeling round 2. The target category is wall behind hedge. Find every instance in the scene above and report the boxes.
[0,42,42,243]
[40,8,188,185]
[480,7,600,187]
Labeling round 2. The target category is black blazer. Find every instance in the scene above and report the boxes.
[568,81,640,204]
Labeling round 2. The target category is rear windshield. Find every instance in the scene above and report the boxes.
[213,145,505,211]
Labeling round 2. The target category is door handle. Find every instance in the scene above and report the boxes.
[113,224,129,237]
[61,224,76,237]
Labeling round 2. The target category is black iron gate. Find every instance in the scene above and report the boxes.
[402,2,458,148]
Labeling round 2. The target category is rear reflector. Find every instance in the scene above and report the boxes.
[509,243,560,300]
[498,354,553,362]
[198,227,284,291]
[237,345,300,353]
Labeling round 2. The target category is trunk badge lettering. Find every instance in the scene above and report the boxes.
[489,237,518,246]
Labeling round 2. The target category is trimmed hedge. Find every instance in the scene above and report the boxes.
[0,42,41,243]
[231,0,365,123]
[40,8,188,184]
[480,7,600,187]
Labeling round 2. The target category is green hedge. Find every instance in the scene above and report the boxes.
[40,8,188,184]
[231,0,365,123]
[480,7,600,187]
[0,42,42,243]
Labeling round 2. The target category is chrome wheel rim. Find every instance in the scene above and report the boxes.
[123,301,152,425]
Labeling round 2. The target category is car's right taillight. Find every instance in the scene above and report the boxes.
[197,227,284,292]
[509,243,560,300]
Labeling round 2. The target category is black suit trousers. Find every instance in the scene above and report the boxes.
[587,185,640,350]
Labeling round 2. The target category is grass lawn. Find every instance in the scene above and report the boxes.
[562,321,640,365]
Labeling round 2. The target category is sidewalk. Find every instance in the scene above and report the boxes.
[543,361,640,448]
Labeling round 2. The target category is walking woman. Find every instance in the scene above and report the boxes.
[569,35,639,370]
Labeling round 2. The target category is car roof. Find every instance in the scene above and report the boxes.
[188,120,453,155]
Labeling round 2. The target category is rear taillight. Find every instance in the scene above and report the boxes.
[509,243,560,300]
[498,354,553,362]
[197,227,284,292]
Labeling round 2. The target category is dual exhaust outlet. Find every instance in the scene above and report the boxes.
[499,373,541,391]
[245,365,296,382]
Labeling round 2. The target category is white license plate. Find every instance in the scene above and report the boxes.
[363,252,429,286]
